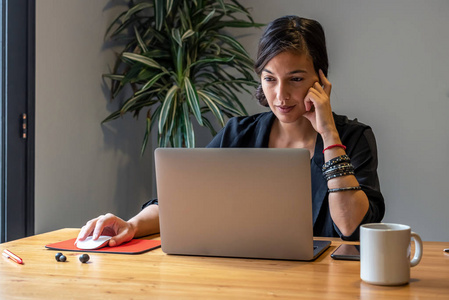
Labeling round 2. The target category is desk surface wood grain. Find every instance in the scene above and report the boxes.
[1,229,448,299]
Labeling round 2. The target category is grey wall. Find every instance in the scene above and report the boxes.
[237,0,449,241]
[35,0,449,241]
[35,0,153,233]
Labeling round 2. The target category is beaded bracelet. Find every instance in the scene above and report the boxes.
[325,171,355,181]
[328,186,362,193]
[322,155,351,172]
[324,171,354,180]
[323,163,354,176]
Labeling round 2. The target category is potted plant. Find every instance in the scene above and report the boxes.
[103,0,262,153]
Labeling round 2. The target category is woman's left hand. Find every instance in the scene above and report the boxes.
[303,70,337,139]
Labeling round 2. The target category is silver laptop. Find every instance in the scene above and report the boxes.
[155,148,330,261]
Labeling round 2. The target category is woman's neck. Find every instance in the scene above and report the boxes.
[268,117,317,157]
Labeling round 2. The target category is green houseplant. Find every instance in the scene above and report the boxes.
[103,0,262,152]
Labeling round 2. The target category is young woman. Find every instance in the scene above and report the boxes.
[76,15,384,247]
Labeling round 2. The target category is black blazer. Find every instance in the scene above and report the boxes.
[206,111,385,240]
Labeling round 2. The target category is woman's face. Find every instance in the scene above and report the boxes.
[261,51,319,125]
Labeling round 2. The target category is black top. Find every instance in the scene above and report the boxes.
[144,111,385,240]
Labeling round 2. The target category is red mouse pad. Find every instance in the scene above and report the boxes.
[45,238,161,254]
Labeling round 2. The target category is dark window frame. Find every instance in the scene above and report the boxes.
[1,0,35,242]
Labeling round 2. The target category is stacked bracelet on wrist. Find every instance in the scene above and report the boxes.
[328,186,361,193]
[322,155,351,172]
[322,154,361,193]
[322,144,346,154]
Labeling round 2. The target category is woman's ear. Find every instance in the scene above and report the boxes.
[255,84,269,107]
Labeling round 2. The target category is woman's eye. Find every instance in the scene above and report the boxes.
[291,77,303,82]
[263,77,275,82]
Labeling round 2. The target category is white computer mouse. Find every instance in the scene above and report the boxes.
[75,235,112,250]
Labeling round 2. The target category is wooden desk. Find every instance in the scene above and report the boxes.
[1,229,448,299]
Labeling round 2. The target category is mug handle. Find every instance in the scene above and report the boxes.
[410,232,423,267]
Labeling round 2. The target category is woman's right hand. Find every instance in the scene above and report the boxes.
[75,213,136,247]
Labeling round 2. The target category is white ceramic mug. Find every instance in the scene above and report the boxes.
[360,223,423,285]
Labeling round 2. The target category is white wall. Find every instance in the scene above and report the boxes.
[36,0,449,241]
[237,0,449,241]
[35,0,153,233]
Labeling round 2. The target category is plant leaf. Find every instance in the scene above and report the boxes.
[181,102,194,148]
[221,3,251,18]
[166,0,174,15]
[197,90,224,126]
[106,2,155,39]
[136,72,167,95]
[123,2,154,24]
[188,56,234,69]
[122,52,163,70]
[104,10,127,40]
[229,0,254,21]
[102,110,122,123]
[171,28,182,47]
[176,45,184,80]
[134,26,148,53]
[154,0,165,31]
[184,77,203,126]
[102,74,125,81]
[201,90,246,116]
[164,94,178,146]
[181,29,195,41]
[201,115,218,136]
[150,103,162,130]
[217,0,227,13]
[197,9,215,29]
[158,85,178,133]
[140,109,152,156]
[121,92,156,115]
[216,34,248,56]
[211,20,264,29]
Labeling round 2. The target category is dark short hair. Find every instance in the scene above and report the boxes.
[255,16,329,106]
